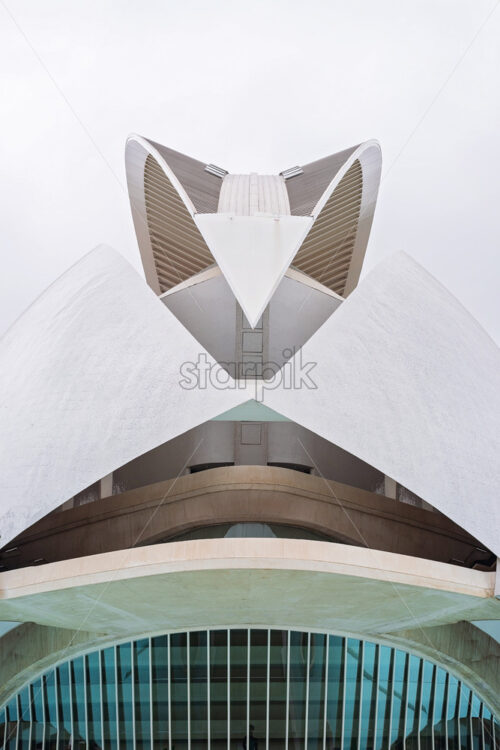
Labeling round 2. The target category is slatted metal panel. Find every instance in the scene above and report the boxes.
[147,139,223,213]
[144,155,214,293]
[291,160,363,296]
[286,145,359,216]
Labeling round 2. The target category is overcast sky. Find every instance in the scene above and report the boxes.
[1,0,499,341]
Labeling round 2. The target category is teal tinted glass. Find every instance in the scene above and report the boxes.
[1,629,497,750]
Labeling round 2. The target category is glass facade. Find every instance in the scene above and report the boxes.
[1,629,498,750]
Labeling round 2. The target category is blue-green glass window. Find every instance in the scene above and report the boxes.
[86,651,102,745]
[151,635,169,748]
[101,647,118,750]
[249,629,267,748]
[420,661,435,750]
[229,629,247,745]
[307,632,327,750]
[31,678,45,748]
[269,629,287,748]
[209,629,228,748]
[133,639,151,750]
[325,635,344,749]
[375,645,393,750]
[71,656,86,743]
[117,643,134,750]
[171,631,188,748]
[359,641,377,750]
[344,638,363,750]
[56,662,72,745]
[447,674,460,750]
[190,630,208,750]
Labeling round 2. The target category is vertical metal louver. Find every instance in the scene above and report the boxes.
[143,155,214,293]
[291,159,363,296]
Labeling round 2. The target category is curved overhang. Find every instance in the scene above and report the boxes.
[1,466,490,570]
[125,135,382,324]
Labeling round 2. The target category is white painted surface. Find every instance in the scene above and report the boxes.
[0,246,247,545]
[195,213,312,327]
[265,252,500,556]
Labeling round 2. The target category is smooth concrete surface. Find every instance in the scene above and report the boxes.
[2,467,488,570]
[265,252,500,556]
[0,540,498,638]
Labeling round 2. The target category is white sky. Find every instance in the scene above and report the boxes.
[1,0,499,341]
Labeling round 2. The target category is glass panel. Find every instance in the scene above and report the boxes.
[375,646,393,750]
[170,632,188,749]
[307,633,327,750]
[6,695,19,750]
[151,635,169,750]
[71,656,87,743]
[134,639,151,750]
[405,655,421,746]
[459,684,472,750]
[447,675,460,750]
[390,650,408,748]
[229,630,247,747]
[482,706,493,750]
[117,643,134,750]
[190,631,208,750]
[344,639,362,750]
[419,662,435,750]
[86,652,102,746]
[19,687,31,750]
[209,630,228,750]
[44,672,58,750]
[433,668,448,750]
[325,635,344,750]
[249,630,267,749]
[31,678,45,749]
[470,694,481,750]
[57,662,72,747]
[269,629,287,750]
[359,641,377,750]
[288,631,307,749]
[101,647,118,750]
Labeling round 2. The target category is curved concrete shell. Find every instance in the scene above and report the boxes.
[0,246,247,546]
[265,252,500,556]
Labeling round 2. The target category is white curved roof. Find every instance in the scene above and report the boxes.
[265,252,500,556]
[1,247,498,556]
[0,246,247,546]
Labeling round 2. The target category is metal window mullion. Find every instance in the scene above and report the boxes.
[417,659,424,750]
[2,705,6,750]
[444,673,449,750]
[187,632,191,750]
[246,630,250,750]
[131,644,136,750]
[357,641,364,750]
[83,656,89,750]
[227,630,230,750]
[168,635,172,750]
[207,631,211,750]
[340,639,347,750]
[402,656,409,750]
[148,638,153,750]
[430,665,437,750]
[266,630,270,750]
[322,635,330,750]
[69,663,75,750]
[285,630,291,750]
[15,693,21,750]
[387,651,396,750]
[99,651,105,750]
[373,644,380,750]
[457,683,462,750]
[479,703,484,750]
[54,668,60,750]
[114,646,120,750]
[305,632,311,750]
[41,675,47,750]
[27,684,33,750]
[467,688,473,750]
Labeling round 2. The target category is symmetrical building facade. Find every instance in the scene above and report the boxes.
[0,135,499,750]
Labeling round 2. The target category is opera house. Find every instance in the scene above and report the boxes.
[0,134,498,749]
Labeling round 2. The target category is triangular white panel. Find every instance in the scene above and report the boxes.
[195,214,312,327]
